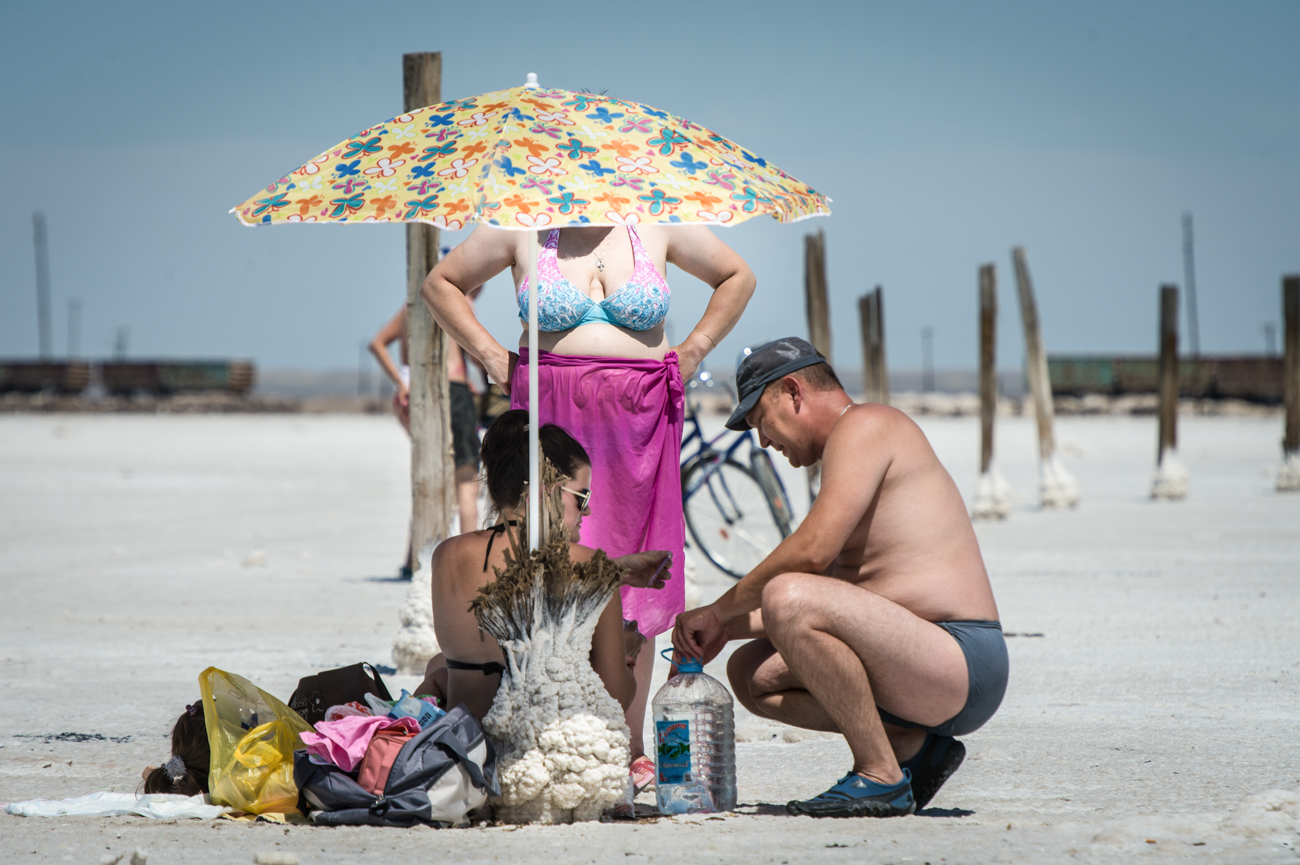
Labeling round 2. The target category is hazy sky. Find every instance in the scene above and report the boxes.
[2,1,1297,377]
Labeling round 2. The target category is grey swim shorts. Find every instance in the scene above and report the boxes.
[877,620,1009,738]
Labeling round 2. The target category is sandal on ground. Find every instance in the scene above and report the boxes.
[902,734,965,811]
[630,756,656,794]
[786,769,915,818]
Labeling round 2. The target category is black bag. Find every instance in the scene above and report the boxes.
[288,662,393,725]
[294,704,498,827]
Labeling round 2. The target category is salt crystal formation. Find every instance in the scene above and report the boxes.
[971,465,1014,520]
[1151,450,1190,500]
[1039,454,1081,509]
[472,460,630,824]
[1277,452,1300,492]
[391,540,441,675]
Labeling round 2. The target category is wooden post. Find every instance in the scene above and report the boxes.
[972,263,1011,519]
[1012,246,1078,508]
[979,266,997,476]
[403,52,454,566]
[1151,284,1188,499]
[804,230,831,360]
[1157,285,1179,463]
[868,287,888,404]
[858,294,877,402]
[803,230,830,498]
[858,287,887,403]
[1278,274,1300,491]
[32,212,52,359]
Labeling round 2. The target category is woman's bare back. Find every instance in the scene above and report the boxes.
[430,525,618,719]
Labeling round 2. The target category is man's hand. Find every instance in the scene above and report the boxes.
[672,603,730,664]
[615,550,671,590]
[396,382,410,408]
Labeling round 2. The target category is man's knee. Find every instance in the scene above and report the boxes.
[760,572,817,634]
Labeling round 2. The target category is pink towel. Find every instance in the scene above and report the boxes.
[300,715,421,772]
[511,349,685,638]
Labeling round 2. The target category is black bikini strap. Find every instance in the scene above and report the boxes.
[445,659,506,676]
[482,520,519,571]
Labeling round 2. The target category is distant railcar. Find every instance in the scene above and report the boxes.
[1049,356,1282,403]
[99,360,255,395]
[0,361,92,394]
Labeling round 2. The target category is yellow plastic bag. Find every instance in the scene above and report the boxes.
[199,667,313,815]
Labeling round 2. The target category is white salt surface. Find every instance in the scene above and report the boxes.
[1,412,1298,863]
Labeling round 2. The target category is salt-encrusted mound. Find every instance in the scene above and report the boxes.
[1040,454,1080,509]
[391,541,441,675]
[1151,450,1190,500]
[971,465,1013,520]
[472,460,630,824]
[1277,453,1300,492]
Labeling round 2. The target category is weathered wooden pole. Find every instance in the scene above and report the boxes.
[972,264,1011,519]
[803,230,830,498]
[392,51,452,675]
[1278,274,1300,491]
[858,287,888,403]
[1012,246,1078,508]
[32,212,52,359]
[403,52,454,563]
[804,230,831,360]
[1151,284,1188,499]
[858,294,877,402]
[865,286,889,404]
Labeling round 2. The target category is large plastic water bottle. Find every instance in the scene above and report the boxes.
[652,649,736,814]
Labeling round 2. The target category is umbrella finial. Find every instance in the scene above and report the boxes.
[524,72,539,89]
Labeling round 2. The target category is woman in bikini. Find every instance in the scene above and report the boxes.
[416,410,671,721]
[422,223,755,785]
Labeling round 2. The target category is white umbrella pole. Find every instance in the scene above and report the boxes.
[527,229,540,550]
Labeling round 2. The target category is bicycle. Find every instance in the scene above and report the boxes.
[680,371,794,579]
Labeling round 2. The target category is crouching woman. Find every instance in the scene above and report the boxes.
[417,409,668,721]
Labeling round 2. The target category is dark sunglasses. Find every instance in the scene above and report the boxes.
[561,486,593,511]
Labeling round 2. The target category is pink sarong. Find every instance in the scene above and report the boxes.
[511,349,685,638]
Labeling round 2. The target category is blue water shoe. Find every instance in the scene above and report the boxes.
[786,769,915,818]
[901,734,965,810]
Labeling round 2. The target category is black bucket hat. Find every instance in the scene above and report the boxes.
[725,337,827,430]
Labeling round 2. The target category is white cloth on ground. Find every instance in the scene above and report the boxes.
[4,791,230,819]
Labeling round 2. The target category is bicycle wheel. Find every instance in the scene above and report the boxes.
[683,457,786,579]
[748,446,794,538]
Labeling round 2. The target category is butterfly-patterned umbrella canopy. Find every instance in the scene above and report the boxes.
[232,77,830,549]
[231,82,829,230]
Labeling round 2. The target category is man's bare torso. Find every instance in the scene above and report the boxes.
[827,405,998,624]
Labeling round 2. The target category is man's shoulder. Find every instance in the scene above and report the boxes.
[826,403,926,466]
[838,402,916,438]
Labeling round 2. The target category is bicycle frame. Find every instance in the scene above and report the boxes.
[680,381,792,536]
[680,396,756,496]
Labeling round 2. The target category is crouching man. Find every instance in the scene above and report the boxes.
[672,338,1007,818]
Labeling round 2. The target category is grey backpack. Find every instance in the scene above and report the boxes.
[294,705,498,827]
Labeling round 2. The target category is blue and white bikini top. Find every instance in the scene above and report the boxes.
[516,226,671,332]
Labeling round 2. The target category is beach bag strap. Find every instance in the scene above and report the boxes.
[288,662,392,725]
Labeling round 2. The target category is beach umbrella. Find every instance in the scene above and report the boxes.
[231,74,831,548]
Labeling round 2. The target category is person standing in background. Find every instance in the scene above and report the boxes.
[370,288,485,577]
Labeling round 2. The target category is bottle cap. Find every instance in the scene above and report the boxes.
[661,647,703,674]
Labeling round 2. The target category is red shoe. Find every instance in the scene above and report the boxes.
[631,756,656,794]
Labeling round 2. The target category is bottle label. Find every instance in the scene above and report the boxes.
[655,718,692,784]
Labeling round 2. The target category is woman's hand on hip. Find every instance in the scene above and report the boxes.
[671,343,704,383]
[484,348,518,395]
